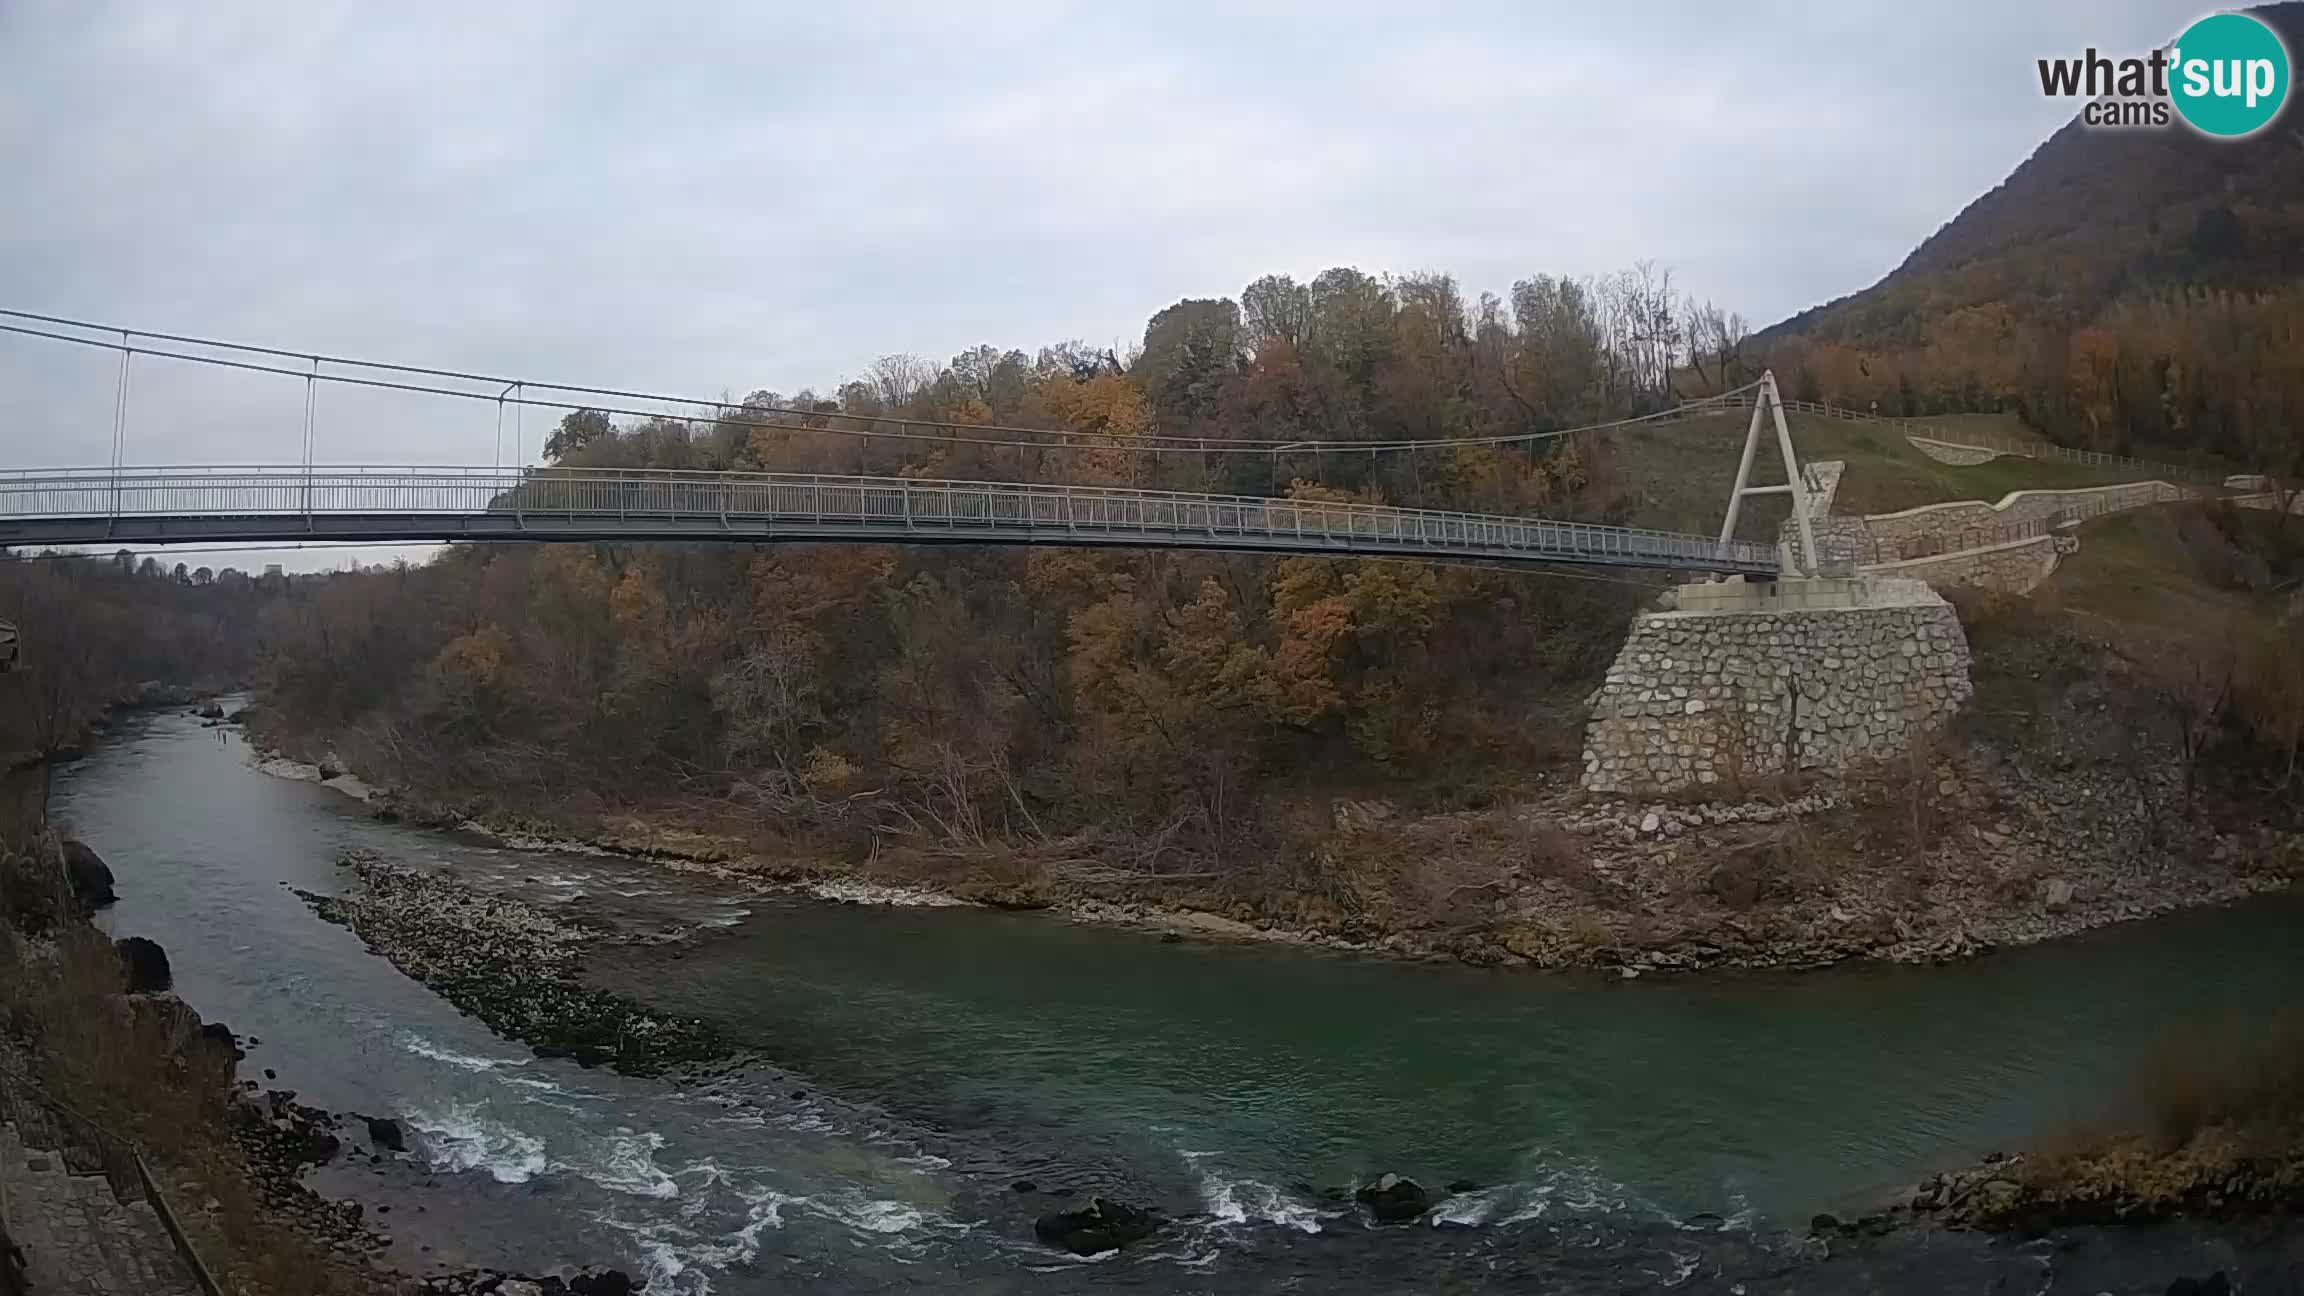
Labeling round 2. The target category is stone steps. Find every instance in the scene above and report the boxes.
[1,1119,202,1296]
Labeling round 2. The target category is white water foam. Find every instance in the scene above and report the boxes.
[604,1180,798,1296]
[1429,1184,1511,1228]
[768,1107,836,1134]
[554,1128,681,1199]
[398,1032,523,1073]
[405,1102,549,1184]
[805,1192,933,1235]
[674,1160,739,1214]
[1181,1151,1326,1234]
[1491,1155,1643,1227]
[1658,1248,1703,1288]
[399,1032,573,1099]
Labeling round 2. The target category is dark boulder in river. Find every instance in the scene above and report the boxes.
[62,839,116,910]
[296,1127,341,1166]
[197,1021,244,1061]
[568,1270,640,1296]
[115,936,172,994]
[365,1116,406,1152]
[1033,1196,1160,1255]
[1356,1173,1431,1223]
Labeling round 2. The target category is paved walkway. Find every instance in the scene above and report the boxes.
[0,1121,199,1296]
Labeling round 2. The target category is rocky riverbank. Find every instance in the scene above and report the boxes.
[295,851,725,1077]
[1,871,649,1293]
[232,1082,651,1296]
[264,738,2300,980]
[1906,1124,2304,1236]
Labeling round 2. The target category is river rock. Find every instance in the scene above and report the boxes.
[1033,1196,1160,1254]
[366,1117,407,1152]
[568,1271,640,1296]
[198,1021,245,1061]
[2166,1274,2233,1296]
[61,839,116,910]
[1355,1173,1431,1223]
[196,703,225,720]
[115,936,173,993]
[2041,877,2076,911]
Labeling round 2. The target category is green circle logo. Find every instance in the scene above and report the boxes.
[2170,12,2291,137]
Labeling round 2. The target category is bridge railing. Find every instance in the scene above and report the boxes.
[0,466,1781,572]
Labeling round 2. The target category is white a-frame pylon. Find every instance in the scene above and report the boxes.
[1716,370,1817,577]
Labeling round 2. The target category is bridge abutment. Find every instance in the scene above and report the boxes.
[1579,576,1972,796]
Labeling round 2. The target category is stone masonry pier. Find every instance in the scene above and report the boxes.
[1580,576,1973,796]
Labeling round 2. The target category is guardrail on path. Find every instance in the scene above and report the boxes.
[0,1052,226,1296]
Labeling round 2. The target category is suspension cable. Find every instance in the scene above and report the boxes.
[0,309,1760,458]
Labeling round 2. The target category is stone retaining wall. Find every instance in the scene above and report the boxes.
[1581,580,1972,795]
[1907,437,2010,466]
[1860,533,2070,596]
[1862,482,2191,552]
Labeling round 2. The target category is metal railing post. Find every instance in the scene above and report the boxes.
[301,356,318,527]
[108,336,132,526]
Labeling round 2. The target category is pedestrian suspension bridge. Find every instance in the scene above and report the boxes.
[0,311,1820,577]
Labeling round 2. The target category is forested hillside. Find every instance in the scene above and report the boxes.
[0,555,271,763]
[1759,1,2304,476]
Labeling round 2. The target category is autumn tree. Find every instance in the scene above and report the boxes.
[546,409,615,461]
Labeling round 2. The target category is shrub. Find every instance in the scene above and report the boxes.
[2132,1016,2304,1154]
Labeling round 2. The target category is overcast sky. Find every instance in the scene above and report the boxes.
[0,0,2197,567]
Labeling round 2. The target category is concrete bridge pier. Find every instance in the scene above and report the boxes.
[1579,575,1973,796]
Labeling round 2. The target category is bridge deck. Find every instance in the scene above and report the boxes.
[0,467,1781,575]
